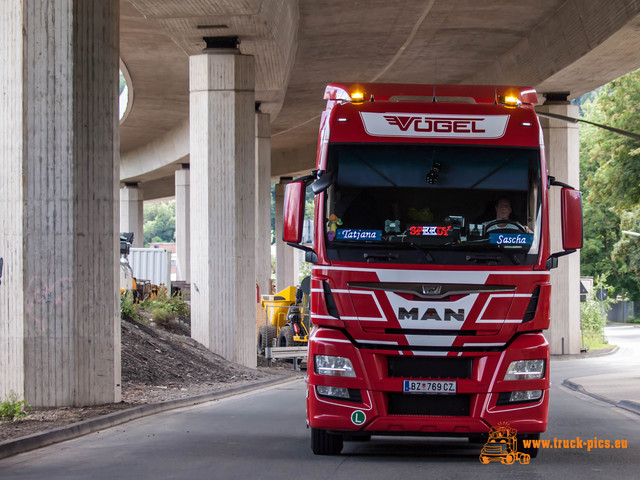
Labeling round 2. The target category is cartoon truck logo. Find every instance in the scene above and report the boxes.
[479,423,530,465]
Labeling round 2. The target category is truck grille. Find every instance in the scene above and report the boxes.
[387,393,470,416]
[387,357,472,379]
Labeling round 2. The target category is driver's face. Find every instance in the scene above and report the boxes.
[496,200,512,220]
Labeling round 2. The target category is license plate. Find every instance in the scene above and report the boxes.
[403,380,457,395]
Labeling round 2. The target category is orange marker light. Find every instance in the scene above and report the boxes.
[503,95,521,107]
[350,91,365,103]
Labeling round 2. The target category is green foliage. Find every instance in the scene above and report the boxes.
[139,286,190,318]
[150,307,175,326]
[304,187,315,219]
[143,200,176,246]
[1,391,30,422]
[119,71,127,96]
[580,276,614,344]
[582,335,611,352]
[299,260,312,284]
[120,292,139,320]
[579,68,640,299]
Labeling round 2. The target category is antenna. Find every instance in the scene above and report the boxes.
[432,58,437,102]
[494,56,499,104]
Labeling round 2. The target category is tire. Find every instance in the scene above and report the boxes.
[517,433,540,458]
[311,428,343,455]
[257,325,277,354]
[278,325,294,347]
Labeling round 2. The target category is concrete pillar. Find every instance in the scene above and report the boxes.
[175,164,190,282]
[189,51,256,368]
[0,0,120,406]
[539,97,581,355]
[275,178,296,292]
[255,112,271,300]
[120,183,144,248]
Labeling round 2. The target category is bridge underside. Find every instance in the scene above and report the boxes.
[1,0,640,405]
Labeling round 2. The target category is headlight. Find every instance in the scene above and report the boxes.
[314,355,356,377]
[508,390,542,402]
[316,386,350,399]
[496,389,543,406]
[504,359,545,381]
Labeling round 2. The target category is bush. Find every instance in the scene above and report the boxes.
[139,286,190,318]
[120,292,138,320]
[151,307,175,326]
[581,276,614,344]
[1,391,29,422]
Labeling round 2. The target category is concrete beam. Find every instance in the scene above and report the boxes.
[0,0,120,406]
[255,112,272,300]
[120,183,144,247]
[189,51,256,368]
[175,165,190,282]
[539,101,582,355]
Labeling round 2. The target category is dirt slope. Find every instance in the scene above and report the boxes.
[0,315,299,443]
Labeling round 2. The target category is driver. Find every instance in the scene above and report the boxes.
[484,197,532,233]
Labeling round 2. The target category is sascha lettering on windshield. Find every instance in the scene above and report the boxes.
[489,233,534,245]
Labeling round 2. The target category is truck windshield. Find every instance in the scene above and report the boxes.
[324,143,542,266]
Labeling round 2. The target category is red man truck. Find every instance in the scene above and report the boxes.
[283,83,582,456]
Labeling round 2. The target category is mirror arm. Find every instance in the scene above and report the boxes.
[545,249,577,269]
[292,170,320,185]
[286,243,318,263]
[548,176,575,189]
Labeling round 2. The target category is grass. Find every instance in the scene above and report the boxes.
[582,334,613,352]
[0,391,30,422]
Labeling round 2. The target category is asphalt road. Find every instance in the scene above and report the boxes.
[1,326,639,480]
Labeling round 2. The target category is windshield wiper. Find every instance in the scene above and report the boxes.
[465,253,502,265]
[364,252,399,263]
[465,252,521,265]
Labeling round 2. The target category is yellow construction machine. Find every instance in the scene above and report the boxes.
[258,276,311,352]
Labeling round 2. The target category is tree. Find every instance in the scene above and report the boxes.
[579,68,640,298]
[143,200,175,246]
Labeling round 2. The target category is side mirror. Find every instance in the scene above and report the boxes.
[561,187,583,250]
[283,181,306,243]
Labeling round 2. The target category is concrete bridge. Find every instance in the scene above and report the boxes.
[2,0,640,407]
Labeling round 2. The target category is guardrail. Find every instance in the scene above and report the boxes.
[266,346,308,371]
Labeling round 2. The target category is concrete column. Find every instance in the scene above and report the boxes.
[275,178,296,292]
[0,0,120,406]
[119,183,144,248]
[189,51,256,368]
[539,97,581,355]
[255,112,271,300]
[175,164,190,282]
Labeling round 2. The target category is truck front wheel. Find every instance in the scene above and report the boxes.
[517,433,540,458]
[311,428,343,455]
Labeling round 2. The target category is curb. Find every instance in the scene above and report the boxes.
[550,345,619,361]
[562,378,640,416]
[0,376,301,460]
